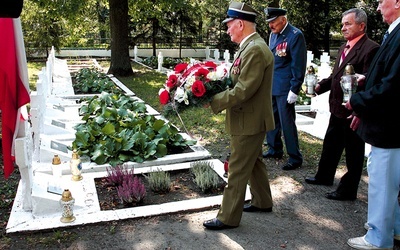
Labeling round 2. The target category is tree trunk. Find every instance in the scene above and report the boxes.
[107,0,133,77]
[323,0,331,53]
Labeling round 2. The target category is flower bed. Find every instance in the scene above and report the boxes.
[95,168,226,210]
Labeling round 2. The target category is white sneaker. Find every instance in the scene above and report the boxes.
[347,236,392,250]
[364,222,400,240]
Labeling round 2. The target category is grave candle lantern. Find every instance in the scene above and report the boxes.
[60,189,76,223]
[340,64,358,104]
[70,150,82,181]
[304,66,318,96]
[51,154,62,178]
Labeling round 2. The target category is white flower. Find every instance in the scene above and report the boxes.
[207,71,218,81]
[174,87,189,105]
[215,64,229,79]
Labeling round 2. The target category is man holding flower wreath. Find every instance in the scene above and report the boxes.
[203,1,275,230]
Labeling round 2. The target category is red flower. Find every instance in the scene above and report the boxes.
[166,74,178,88]
[174,63,188,74]
[159,89,170,104]
[194,68,210,80]
[204,61,217,70]
[191,80,206,97]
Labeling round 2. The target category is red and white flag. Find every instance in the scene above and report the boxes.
[0,18,31,179]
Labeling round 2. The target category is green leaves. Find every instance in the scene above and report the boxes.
[72,92,196,166]
[73,68,123,94]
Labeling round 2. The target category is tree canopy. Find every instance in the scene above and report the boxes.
[20,0,387,76]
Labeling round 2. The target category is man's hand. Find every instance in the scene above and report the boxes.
[314,83,321,92]
[348,114,360,131]
[345,101,352,110]
[355,73,366,87]
[287,90,298,104]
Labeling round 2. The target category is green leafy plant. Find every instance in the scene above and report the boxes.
[72,67,122,94]
[144,168,171,194]
[190,161,221,192]
[71,92,196,166]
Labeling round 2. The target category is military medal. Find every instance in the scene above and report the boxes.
[276,42,287,57]
[232,58,241,75]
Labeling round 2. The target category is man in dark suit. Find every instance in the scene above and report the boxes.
[263,7,307,170]
[203,1,275,230]
[346,0,400,249]
[305,8,379,201]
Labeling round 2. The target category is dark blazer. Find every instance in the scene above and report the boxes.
[269,23,307,96]
[211,33,275,135]
[317,35,379,119]
[350,24,400,148]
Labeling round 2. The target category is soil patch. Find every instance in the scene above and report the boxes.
[95,169,226,211]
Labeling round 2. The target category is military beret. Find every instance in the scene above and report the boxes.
[264,7,287,22]
[222,1,258,24]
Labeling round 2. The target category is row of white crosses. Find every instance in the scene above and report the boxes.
[148,46,332,77]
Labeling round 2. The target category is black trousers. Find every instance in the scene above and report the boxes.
[315,114,365,197]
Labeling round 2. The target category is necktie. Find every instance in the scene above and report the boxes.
[340,45,350,66]
[382,31,389,45]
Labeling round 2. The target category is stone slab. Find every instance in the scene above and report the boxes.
[6,159,251,233]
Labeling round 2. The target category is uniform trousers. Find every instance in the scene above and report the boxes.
[217,132,273,226]
[266,95,302,165]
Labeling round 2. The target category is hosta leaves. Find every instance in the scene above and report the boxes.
[71,92,196,166]
[101,122,116,135]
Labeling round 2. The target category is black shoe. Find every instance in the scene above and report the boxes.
[243,204,272,212]
[281,162,301,170]
[203,218,238,230]
[305,177,333,186]
[325,191,356,201]
[262,151,283,159]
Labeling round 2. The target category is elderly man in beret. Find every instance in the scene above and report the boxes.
[203,1,275,230]
[262,7,307,171]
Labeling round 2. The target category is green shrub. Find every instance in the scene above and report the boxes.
[190,161,220,192]
[145,168,171,194]
[72,67,122,94]
[71,92,196,166]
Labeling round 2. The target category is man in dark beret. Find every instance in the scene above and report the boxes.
[203,1,275,230]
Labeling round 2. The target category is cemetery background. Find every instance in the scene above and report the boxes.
[1,49,399,249]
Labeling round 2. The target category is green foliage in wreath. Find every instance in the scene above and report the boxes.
[71,92,196,166]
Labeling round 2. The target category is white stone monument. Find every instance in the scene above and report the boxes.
[318,52,332,80]
[157,51,163,72]
[224,50,230,63]
[307,50,314,66]
[214,49,220,61]
[134,45,138,61]
[205,46,210,60]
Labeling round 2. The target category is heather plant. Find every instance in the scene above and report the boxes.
[145,168,171,194]
[116,176,146,204]
[105,165,128,186]
[190,161,220,192]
